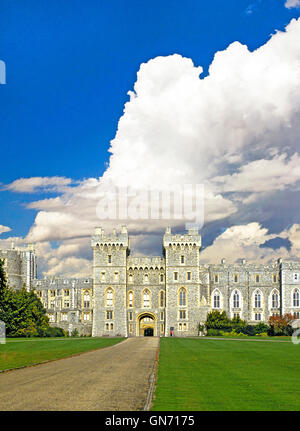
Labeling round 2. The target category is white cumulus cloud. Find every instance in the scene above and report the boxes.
[3,18,300,274]
[0,225,11,235]
[285,0,300,9]
[4,176,74,193]
[201,223,300,263]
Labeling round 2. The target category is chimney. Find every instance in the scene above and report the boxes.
[165,226,171,234]
[221,258,226,264]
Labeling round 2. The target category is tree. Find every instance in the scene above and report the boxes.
[0,258,7,303]
[205,310,232,330]
[254,322,269,334]
[231,315,247,328]
[0,259,50,337]
[268,314,295,336]
[0,258,11,326]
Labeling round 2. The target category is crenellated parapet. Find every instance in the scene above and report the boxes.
[127,256,165,270]
[91,226,129,250]
[162,226,201,250]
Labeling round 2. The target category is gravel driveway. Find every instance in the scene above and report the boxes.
[0,337,159,411]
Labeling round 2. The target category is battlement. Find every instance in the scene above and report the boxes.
[127,256,165,270]
[162,226,201,248]
[91,226,129,248]
[209,261,281,271]
[32,277,93,289]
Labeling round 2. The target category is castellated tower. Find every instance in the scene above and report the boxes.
[163,226,204,337]
[91,226,129,337]
[0,243,37,291]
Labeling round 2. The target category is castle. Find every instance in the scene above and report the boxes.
[1,226,300,336]
[0,243,36,291]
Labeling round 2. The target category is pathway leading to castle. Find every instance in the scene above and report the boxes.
[0,337,159,411]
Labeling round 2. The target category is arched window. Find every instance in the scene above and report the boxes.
[106,288,113,306]
[128,291,134,308]
[159,291,164,307]
[212,290,220,309]
[254,291,262,308]
[293,289,300,307]
[83,291,90,308]
[179,288,187,306]
[233,290,240,308]
[272,291,279,308]
[143,289,150,307]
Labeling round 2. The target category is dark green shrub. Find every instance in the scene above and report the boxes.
[206,329,222,336]
[71,328,79,337]
[205,311,232,331]
[45,327,65,337]
[241,325,256,336]
[254,322,269,334]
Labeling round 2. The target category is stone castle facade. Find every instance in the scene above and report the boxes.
[0,243,36,291]
[1,226,300,336]
[91,226,300,337]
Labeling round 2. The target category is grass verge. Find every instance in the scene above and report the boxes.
[0,337,124,371]
[152,337,300,411]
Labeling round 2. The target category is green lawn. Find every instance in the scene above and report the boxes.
[0,337,124,371]
[152,338,300,411]
[205,335,291,341]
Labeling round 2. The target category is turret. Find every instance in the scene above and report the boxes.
[162,226,202,337]
[91,226,129,337]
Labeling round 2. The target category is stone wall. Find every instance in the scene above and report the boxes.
[32,277,93,336]
[91,226,129,337]
[163,227,202,337]
[3,227,300,338]
[0,245,36,291]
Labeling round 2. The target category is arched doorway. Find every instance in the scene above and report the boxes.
[137,312,156,336]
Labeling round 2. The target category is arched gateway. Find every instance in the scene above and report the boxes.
[137,312,156,336]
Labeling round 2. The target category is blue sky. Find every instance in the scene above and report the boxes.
[1,0,300,276]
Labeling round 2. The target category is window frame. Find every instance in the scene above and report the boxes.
[212,289,221,309]
[128,290,134,308]
[254,290,262,308]
[143,289,151,308]
[106,288,114,307]
[293,288,300,307]
[178,287,187,307]
[159,290,165,308]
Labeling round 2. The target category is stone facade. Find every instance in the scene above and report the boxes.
[31,277,93,336]
[2,227,300,337]
[0,243,36,291]
[91,226,300,337]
